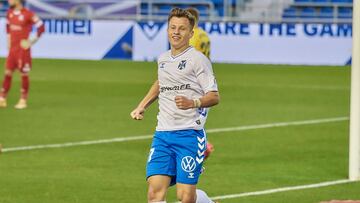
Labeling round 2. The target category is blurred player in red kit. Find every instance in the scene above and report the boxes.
[0,0,44,109]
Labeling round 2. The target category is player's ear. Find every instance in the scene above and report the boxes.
[189,29,194,38]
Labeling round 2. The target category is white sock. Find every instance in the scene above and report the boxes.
[196,189,214,203]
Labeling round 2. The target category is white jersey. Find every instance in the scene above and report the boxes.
[156,46,218,131]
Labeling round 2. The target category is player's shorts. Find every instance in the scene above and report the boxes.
[6,49,32,73]
[146,129,207,185]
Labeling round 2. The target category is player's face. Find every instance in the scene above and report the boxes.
[167,17,194,50]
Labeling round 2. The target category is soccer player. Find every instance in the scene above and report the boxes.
[187,8,210,59]
[130,8,220,203]
[0,0,45,109]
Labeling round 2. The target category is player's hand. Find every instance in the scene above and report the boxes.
[130,107,145,120]
[20,39,31,50]
[175,96,193,110]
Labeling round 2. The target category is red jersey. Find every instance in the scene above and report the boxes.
[6,8,44,51]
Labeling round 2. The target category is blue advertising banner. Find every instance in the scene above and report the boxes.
[0,19,352,65]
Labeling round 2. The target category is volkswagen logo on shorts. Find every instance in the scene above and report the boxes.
[181,156,196,172]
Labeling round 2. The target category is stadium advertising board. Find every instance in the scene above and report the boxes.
[0,19,352,65]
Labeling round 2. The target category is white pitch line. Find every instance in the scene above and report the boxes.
[210,179,356,201]
[1,116,349,153]
[1,134,153,153]
[206,116,349,133]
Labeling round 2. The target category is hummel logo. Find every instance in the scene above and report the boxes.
[196,157,204,164]
[198,143,205,150]
[198,150,204,157]
[197,137,205,143]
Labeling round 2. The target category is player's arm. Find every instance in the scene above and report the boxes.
[176,55,219,110]
[130,80,160,120]
[20,13,45,50]
[6,12,10,50]
[32,14,45,40]
[175,91,219,110]
[7,34,10,50]
[196,91,220,108]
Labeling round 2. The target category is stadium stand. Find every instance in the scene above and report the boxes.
[0,0,140,19]
[282,0,353,21]
[0,0,245,19]
[0,0,8,13]
[139,0,246,18]
[0,0,353,23]
[140,0,215,17]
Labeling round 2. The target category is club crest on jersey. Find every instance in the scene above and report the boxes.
[178,60,187,70]
[160,62,165,69]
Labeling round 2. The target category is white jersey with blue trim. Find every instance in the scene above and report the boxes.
[156,46,218,131]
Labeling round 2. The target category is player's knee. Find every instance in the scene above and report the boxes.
[21,72,29,77]
[177,195,196,203]
[4,70,13,76]
[147,185,167,202]
[176,190,196,203]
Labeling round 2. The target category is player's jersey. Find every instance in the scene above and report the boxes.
[189,27,211,59]
[156,46,218,131]
[6,8,44,51]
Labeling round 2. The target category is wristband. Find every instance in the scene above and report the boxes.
[193,99,201,108]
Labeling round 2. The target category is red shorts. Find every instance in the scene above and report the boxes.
[6,49,32,73]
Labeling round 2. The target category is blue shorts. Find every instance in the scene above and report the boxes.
[146,129,207,185]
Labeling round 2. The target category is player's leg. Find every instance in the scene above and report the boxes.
[146,131,176,203]
[195,189,216,203]
[176,185,215,203]
[176,183,196,203]
[172,130,207,203]
[14,72,29,109]
[21,72,30,100]
[147,175,171,202]
[15,51,31,109]
[0,55,16,107]
[0,70,13,108]
[14,71,29,109]
[204,141,214,160]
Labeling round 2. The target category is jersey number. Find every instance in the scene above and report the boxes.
[148,148,155,162]
[197,108,207,117]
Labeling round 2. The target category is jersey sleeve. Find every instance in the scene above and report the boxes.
[194,54,218,93]
[6,11,10,34]
[29,11,45,37]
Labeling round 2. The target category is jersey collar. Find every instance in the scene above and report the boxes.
[170,46,193,60]
[12,8,24,15]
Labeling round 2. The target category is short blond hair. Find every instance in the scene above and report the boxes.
[186,7,199,23]
[168,8,195,30]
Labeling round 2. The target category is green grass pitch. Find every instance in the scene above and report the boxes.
[0,58,359,203]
